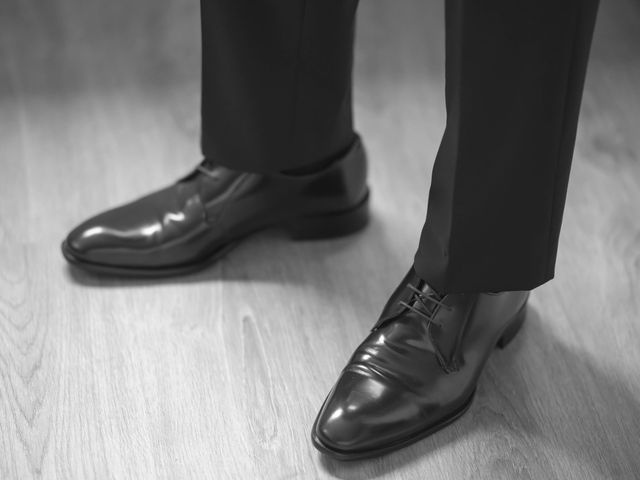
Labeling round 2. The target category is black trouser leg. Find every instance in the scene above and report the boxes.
[200,0,360,173]
[414,0,600,294]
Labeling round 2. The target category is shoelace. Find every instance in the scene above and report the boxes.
[195,159,220,180]
[399,284,451,327]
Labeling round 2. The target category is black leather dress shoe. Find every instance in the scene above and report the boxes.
[62,137,369,276]
[312,268,529,460]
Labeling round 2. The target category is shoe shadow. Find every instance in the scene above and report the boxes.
[318,306,640,479]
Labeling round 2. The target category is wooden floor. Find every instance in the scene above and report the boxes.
[1,0,640,478]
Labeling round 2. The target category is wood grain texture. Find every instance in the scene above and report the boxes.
[1,0,639,478]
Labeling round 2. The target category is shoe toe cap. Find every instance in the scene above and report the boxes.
[63,204,156,264]
[66,221,113,255]
[314,370,423,454]
[314,378,375,452]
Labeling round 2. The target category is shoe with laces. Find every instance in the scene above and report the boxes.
[312,267,529,460]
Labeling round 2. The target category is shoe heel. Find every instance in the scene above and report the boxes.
[285,192,370,240]
[497,303,527,349]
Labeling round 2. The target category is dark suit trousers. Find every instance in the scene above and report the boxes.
[200,0,600,293]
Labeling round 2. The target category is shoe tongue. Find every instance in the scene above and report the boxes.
[411,282,442,310]
[372,281,438,331]
[422,280,444,299]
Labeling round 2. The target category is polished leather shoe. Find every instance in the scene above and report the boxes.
[62,136,369,276]
[312,267,529,460]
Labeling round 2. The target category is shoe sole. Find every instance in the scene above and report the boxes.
[61,191,370,278]
[311,298,529,461]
